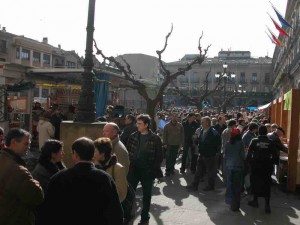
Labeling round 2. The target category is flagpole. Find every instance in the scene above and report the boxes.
[267,13,289,37]
[269,1,293,29]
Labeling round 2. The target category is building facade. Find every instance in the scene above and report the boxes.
[0,28,159,131]
[272,0,300,98]
[164,51,274,111]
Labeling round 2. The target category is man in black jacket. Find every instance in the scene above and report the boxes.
[180,113,199,174]
[40,137,123,225]
[120,114,137,145]
[267,127,288,178]
[126,114,163,225]
[267,127,288,164]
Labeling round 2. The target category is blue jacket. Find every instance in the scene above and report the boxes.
[198,127,221,157]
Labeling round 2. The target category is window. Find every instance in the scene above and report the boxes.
[33,87,39,97]
[66,61,75,68]
[192,83,198,90]
[252,73,257,82]
[33,52,41,62]
[240,72,246,83]
[21,49,30,60]
[230,75,236,83]
[264,73,270,84]
[43,54,50,64]
[42,88,49,98]
[16,47,20,59]
[252,86,257,92]
[0,40,6,53]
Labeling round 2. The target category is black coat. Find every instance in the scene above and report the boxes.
[267,131,288,164]
[246,135,276,197]
[198,127,221,157]
[120,123,137,145]
[40,162,123,225]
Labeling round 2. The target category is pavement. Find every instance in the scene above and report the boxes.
[24,149,300,225]
[130,159,300,225]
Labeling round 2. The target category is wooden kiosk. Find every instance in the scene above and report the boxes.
[269,89,300,192]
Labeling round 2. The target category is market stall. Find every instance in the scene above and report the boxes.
[269,89,300,192]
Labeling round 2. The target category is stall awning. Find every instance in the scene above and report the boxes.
[258,102,271,110]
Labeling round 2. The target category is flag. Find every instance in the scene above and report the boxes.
[269,14,289,36]
[267,26,284,47]
[270,3,292,28]
[265,31,277,45]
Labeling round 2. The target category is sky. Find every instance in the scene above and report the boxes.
[1,0,288,63]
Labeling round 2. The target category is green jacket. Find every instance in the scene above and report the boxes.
[163,121,184,146]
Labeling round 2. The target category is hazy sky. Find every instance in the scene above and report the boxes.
[1,0,287,62]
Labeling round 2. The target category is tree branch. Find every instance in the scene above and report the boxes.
[93,39,151,101]
[156,24,173,77]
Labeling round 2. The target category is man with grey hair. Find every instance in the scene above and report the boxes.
[186,116,221,191]
[103,122,130,175]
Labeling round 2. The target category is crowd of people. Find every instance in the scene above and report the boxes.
[0,105,289,225]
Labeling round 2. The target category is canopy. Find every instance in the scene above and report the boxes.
[258,102,271,110]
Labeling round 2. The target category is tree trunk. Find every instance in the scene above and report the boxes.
[146,99,158,131]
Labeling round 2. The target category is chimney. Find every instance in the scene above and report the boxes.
[58,44,61,49]
[2,27,6,32]
[42,37,48,44]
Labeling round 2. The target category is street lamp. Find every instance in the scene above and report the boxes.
[237,84,247,110]
[215,62,236,113]
[75,0,96,122]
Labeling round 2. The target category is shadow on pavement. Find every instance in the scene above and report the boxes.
[188,172,300,225]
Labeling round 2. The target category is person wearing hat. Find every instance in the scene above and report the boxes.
[246,125,277,214]
[224,127,245,212]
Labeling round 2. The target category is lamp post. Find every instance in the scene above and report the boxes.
[215,62,236,113]
[237,84,247,110]
[75,0,96,122]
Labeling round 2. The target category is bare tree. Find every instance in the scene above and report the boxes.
[169,68,225,110]
[209,81,242,112]
[169,67,243,112]
[93,25,210,126]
